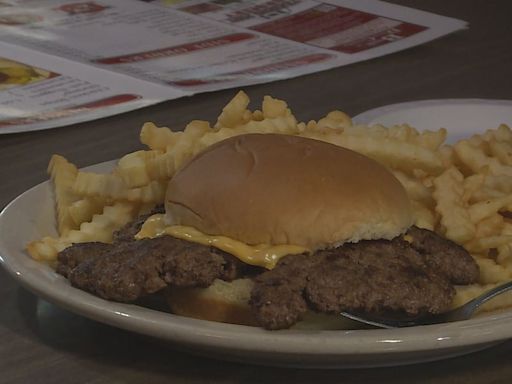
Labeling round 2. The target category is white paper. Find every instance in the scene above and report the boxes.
[0,0,467,133]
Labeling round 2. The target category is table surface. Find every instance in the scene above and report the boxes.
[2,1,512,383]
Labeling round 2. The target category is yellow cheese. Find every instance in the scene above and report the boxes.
[135,214,308,269]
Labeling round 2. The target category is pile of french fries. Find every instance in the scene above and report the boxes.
[27,91,512,312]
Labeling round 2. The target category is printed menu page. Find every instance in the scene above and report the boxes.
[0,0,466,133]
[0,42,181,133]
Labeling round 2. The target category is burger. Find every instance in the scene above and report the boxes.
[56,133,479,330]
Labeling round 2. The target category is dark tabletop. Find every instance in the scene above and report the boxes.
[2,1,512,383]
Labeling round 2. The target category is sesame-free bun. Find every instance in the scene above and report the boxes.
[165,134,413,250]
[166,279,258,326]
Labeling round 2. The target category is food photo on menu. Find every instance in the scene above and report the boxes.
[1,0,512,381]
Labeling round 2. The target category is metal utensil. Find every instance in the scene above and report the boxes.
[340,280,512,328]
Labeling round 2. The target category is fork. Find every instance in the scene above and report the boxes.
[340,280,512,328]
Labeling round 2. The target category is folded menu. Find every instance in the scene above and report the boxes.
[0,0,466,134]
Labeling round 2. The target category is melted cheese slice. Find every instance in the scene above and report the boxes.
[136,214,308,269]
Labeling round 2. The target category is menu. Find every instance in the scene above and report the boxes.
[0,0,466,133]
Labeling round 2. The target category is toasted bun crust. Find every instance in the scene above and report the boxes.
[166,279,360,330]
[166,134,413,250]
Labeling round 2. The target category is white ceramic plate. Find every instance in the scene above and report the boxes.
[353,98,512,143]
[2,100,512,369]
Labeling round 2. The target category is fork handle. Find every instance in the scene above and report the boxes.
[469,280,512,312]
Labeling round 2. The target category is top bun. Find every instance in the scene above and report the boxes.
[165,134,413,250]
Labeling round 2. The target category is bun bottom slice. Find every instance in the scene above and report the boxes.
[166,279,360,330]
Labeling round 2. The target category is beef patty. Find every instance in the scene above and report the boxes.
[405,226,479,284]
[60,236,252,302]
[250,228,480,329]
[56,217,479,329]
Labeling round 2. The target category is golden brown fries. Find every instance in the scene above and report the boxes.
[27,202,138,262]
[47,154,80,235]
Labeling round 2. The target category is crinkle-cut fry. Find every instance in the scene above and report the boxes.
[121,149,181,184]
[470,187,507,202]
[331,123,445,151]
[489,140,512,166]
[482,174,512,193]
[454,283,512,312]
[497,243,512,267]
[302,131,444,175]
[438,145,456,168]
[339,124,388,138]
[489,124,512,142]
[67,203,137,243]
[251,109,264,121]
[391,170,434,206]
[169,123,210,170]
[170,120,212,170]
[145,151,176,180]
[140,122,182,150]
[502,223,512,235]
[412,128,447,151]
[432,167,475,243]
[123,180,167,203]
[468,195,512,223]
[412,169,429,180]
[466,134,488,152]
[474,214,504,239]
[73,172,126,198]
[196,127,238,149]
[454,140,512,176]
[241,115,299,134]
[262,96,289,119]
[316,111,352,130]
[183,119,211,137]
[411,201,436,231]
[26,202,137,262]
[215,90,250,129]
[326,110,352,126]
[386,124,419,144]
[116,150,163,188]
[473,256,512,284]
[462,174,486,203]
[198,115,300,150]
[304,120,343,135]
[68,197,107,227]
[465,235,512,253]
[384,124,447,151]
[421,175,435,189]
[120,121,211,186]
[73,172,166,203]
[351,133,444,174]
[26,236,69,262]
[48,154,80,236]
[485,174,512,199]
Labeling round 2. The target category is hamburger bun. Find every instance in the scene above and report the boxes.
[165,133,413,251]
